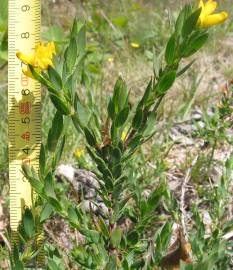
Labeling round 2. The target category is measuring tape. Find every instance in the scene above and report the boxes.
[8,0,41,241]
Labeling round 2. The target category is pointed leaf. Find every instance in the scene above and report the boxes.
[22,208,35,239]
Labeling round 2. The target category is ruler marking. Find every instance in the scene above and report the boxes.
[9,0,41,230]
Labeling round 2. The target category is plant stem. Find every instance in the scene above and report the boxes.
[207,138,217,177]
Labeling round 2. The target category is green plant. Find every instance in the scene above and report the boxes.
[8,2,232,269]
[0,0,8,66]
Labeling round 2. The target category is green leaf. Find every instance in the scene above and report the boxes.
[180,261,194,270]
[50,94,70,115]
[165,34,176,65]
[108,98,115,120]
[0,50,7,61]
[112,16,128,28]
[21,163,32,179]
[40,203,53,223]
[127,231,139,246]
[128,135,142,151]
[137,79,152,109]
[0,0,8,31]
[22,208,35,239]
[29,65,52,87]
[81,229,100,244]
[115,106,130,127]
[111,227,122,248]
[67,206,80,228]
[143,111,157,137]
[112,77,128,114]
[22,164,43,193]
[225,155,233,181]
[69,20,86,63]
[76,23,86,56]
[182,31,209,57]
[124,251,135,268]
[66,38,77,71]
[75,100,90,127]
[86,146,112,178]
[71,19,79,38]
[98,217,109,238]
[64,75,74,99]
[106,255,117,270]
[177,59,196,77]
[84,128,97,147]
[175,4,192,35]
[182,8,202,37]
[157,70,176,94]
[39,144,46,176]
[154,222,172,251]
[147,183,166,213]
[111,122,117,145]
[52,136,65,169]
[132,109,143,130]
[10,243,24,270]
[103,175,114,191]
[47,111,63,152]
[48,66,63,90]
[44,173,57,199]
[111,147,122,163]
[47,259,60,270]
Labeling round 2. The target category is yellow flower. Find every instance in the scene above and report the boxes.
[74,148,84,159]
[121,130,127,141]
[197,0,228,28]
[130,42,140,49]
[16,41,56,77]
[107,57,114,63]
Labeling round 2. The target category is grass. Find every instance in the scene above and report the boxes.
[0,0,233,268]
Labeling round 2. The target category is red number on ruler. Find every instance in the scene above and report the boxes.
[21,131,30,141]
[22,158,30,165]
[21,72,29,87]
[19,101,31,114]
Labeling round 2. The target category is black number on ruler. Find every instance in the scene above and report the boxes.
[21,5,30,12]
[22,147,30,155]
[21,32,30,39]
[22,89,30,96]
[21,117,30,124]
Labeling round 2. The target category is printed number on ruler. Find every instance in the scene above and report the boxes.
[8,0,41,232]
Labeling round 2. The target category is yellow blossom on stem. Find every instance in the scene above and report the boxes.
[74,148,84,159]
[16,41,56,78]
[197,0,228,28]
[107,57,114,63]
[121,130,127,141]
[130,42,140,49]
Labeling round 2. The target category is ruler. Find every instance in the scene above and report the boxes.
[8,0,41,238]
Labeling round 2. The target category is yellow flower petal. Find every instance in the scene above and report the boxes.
[47,41,56,55]
[107,57,114,63]
[199,0,205,9]
[17,41,56,77]
[201,12,229,28]
[131,42,140,49]
[198,0,229,28]
[16,52,35,65]
[74,148,84,158]
[204,1,217,16]
[22,67,34,79]
[36,57,53,70]
[121,131,127,141]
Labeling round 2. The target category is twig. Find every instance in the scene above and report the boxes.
[99,10,117,32]
[180,155,198,241]
[0,231,11,252]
